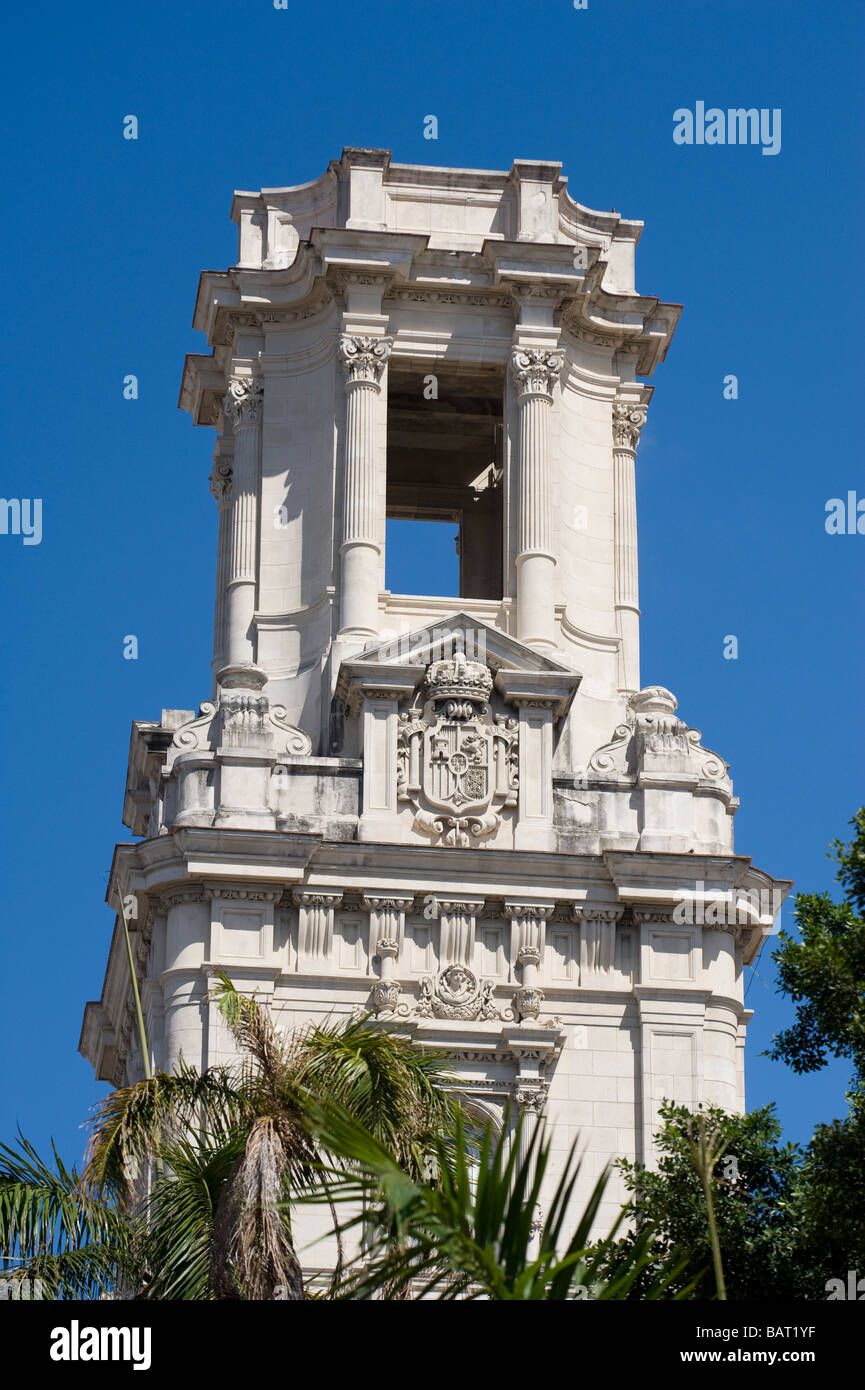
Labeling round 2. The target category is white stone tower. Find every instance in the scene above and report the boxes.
[81,149,790,1243]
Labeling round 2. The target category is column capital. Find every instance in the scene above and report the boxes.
[506,902,555,922]
[612,398,648,451]
[510,346,563,400]
[362,894,415,913]
[338,333,393,387]
[224,374,263,428]
[375,937,400,959]
[572,904,626,924]
[292,890,343,909]
[513,1081,548,1113]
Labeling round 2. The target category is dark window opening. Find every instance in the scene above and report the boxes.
[386,366,504,600]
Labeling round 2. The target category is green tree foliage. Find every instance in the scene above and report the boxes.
[768,808,865,1271]
[596,1102,813,1300]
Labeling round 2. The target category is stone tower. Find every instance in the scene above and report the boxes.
[81,149,789,1246]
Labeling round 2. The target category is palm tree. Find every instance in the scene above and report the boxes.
[1,978,458,1300]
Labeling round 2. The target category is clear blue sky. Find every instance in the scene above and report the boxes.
[1,0,863,1166]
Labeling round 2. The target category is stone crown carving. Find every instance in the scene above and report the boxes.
[425,650,493,705]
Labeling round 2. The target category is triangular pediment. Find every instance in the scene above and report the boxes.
[351,613,577,676]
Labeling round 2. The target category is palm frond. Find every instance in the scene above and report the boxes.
[85,1062,247,1197]
[304,1101,688,1300]
[0,1133,131,1298]
[142,1132,245,1300]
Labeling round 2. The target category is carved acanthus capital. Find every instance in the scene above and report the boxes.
[223,375,263,428]
[338,333,393,387]
[372,979,401,1015]
[513,1081,547,1113]
[612,399,648,450]
[514,985,545,1022]
[510,347,563,400]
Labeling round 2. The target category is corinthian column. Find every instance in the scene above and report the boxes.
[510,347,563,653]
[338,334,392,639]
[222,375,263,670]
[209,445,233,683]
[612,399,648,694]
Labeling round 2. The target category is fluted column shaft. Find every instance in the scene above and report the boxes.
[612,400,648,694]
[223,376,263,667]
[510,348,563,653]
[209,448,233,681]
[338,334,392,638]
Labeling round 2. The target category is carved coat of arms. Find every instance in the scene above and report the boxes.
[397,652,518,847]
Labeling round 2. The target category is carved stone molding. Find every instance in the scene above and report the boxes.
[338,333,393,387]
[611,399,648,451]
[204,886,282,904]
[388,288,509,309]
[509,347,564,400]
[159,887,205,911]
[167,696,311,761]
[223,375,263,428]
